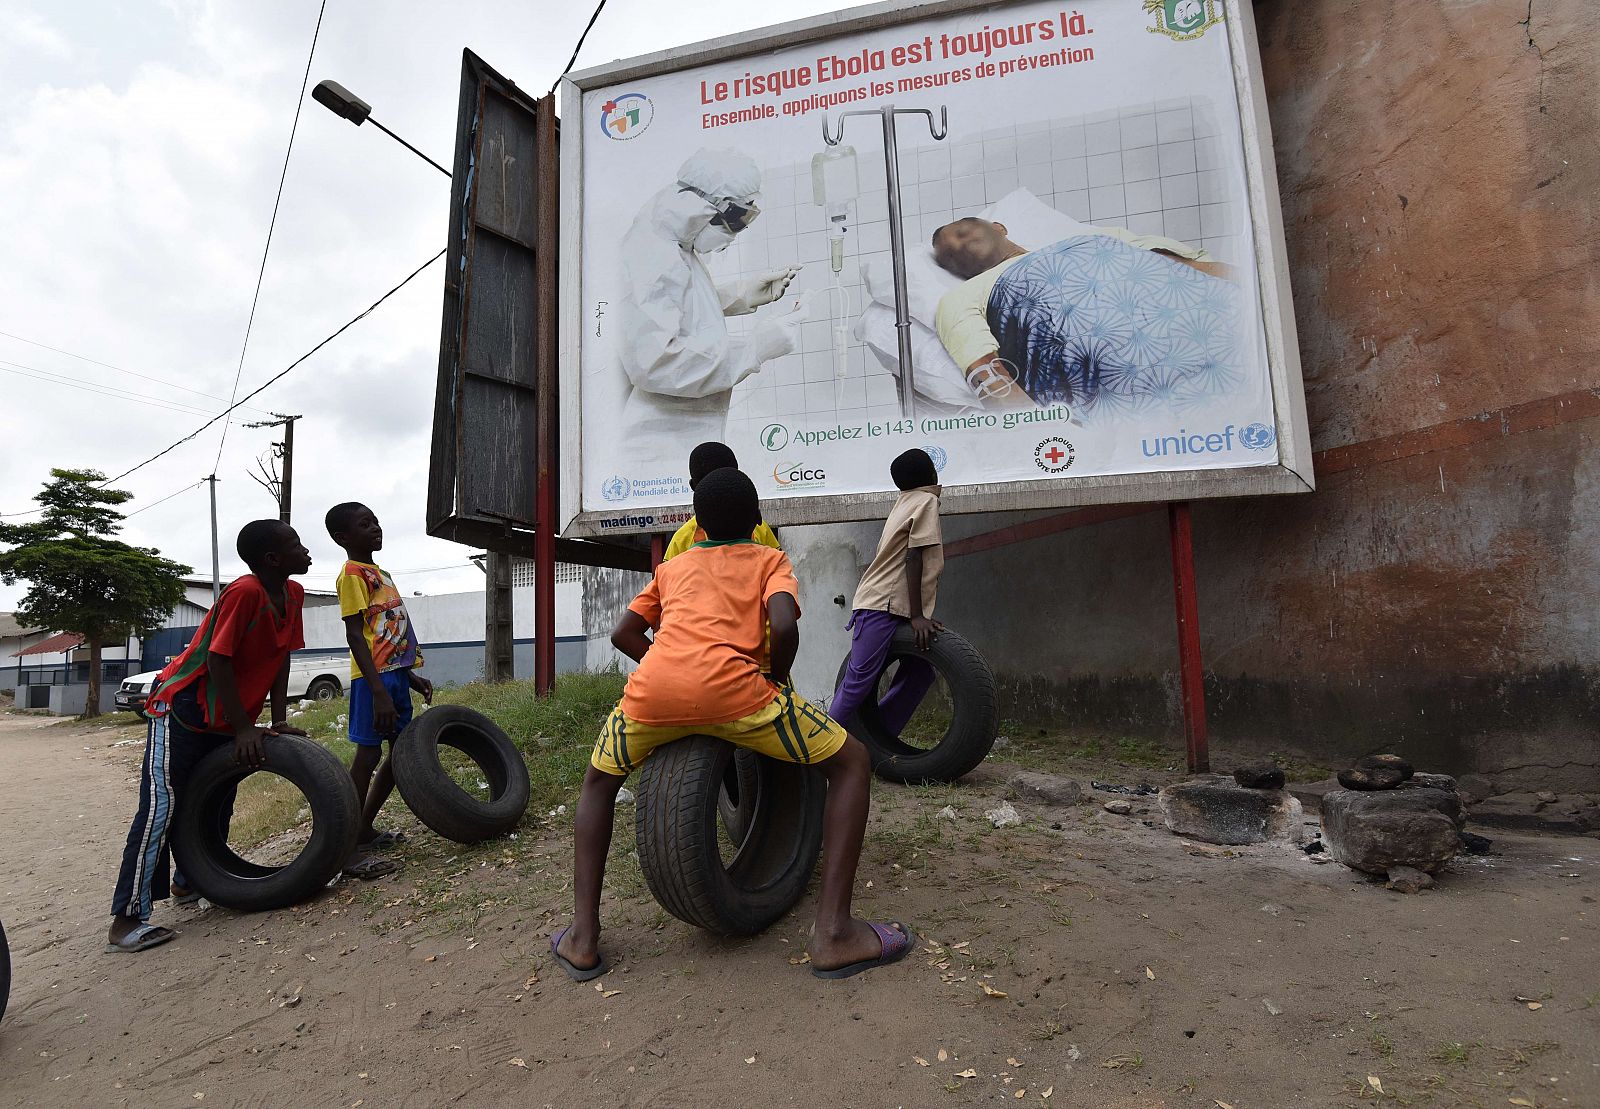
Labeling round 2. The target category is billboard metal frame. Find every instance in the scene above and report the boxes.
[556,0,1310,537]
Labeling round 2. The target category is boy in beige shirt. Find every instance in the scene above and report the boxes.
[828,449,944,736]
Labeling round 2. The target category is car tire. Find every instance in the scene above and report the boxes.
[716,748,761,847]
[305,677,341,702]
[0,918,10,1025]
[833,624,998,784]
[390,707,530,843]
[634,736,826,935]
[169,735,361,912]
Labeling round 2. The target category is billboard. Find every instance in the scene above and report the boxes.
[558,0,1310,536]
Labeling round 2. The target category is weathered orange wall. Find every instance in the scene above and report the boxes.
[933,0,1600,788]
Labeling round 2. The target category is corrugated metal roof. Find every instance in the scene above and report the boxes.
[13,631,84,657]
[0,612,41,639]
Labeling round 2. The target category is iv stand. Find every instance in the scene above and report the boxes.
[824,105,949,419]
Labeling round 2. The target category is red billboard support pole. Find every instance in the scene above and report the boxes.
[1167,501,1209,773]
[533,93,560,697]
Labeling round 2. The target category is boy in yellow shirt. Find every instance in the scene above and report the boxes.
[662,442,779,559]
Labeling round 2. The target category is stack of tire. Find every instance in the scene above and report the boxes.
[171,708,529,912]
[1,919,10,1026]
[633,626,997,936]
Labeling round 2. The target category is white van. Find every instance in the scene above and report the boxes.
[114,652,350,718]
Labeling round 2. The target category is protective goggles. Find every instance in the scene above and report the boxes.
[678,184,761,232]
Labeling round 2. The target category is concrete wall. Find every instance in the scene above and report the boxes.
[302,582,586,688]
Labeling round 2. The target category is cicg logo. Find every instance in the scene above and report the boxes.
[772,461,826,489]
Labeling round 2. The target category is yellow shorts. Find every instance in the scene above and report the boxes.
[591,684,849,776]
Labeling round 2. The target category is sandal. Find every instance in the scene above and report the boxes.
[104,922,178,954]
[362,830,408,850]
[342,855,400,881]
[550,926,609,983]
[811,921,915,980]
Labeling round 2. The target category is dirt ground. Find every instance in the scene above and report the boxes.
[1,711,1597,1109]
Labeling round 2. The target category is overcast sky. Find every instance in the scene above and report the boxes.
[0,0,840,612]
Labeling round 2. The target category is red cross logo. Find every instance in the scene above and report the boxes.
[1043,445,1066,466]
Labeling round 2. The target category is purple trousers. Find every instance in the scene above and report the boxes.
[828,609,936,736]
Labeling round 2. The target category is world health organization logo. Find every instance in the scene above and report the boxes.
[601,475,630,502]
[1240,422,1277,451]
[921,444,948,472]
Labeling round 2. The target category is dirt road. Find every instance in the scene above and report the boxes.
[1,711,1597,1108]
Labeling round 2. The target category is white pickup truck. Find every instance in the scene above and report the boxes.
[114,652,350,718]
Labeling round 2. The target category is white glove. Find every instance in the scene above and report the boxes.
[749,307,805,364]
[724,266,802,315]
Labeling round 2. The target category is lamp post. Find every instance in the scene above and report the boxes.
[311,80,451,178]
[312,81,521,681]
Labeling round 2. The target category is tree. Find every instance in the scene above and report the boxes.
[0,469,190,718]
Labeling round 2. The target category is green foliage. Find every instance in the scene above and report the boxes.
[0,469,190,643]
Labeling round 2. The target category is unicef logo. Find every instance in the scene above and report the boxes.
[599,93,653,140]
[1240,423,1277,451]
[601,475,630,502]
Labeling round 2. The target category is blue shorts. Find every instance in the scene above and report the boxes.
[348,669,414,746]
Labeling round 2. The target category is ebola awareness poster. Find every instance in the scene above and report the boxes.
[565,0,1303,535]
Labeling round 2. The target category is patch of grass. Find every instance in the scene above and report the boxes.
[1370,1030,1395,1058]
[1429,1041,1475,1065]
[1266,750,1334,782]
[1029,1020,1065,1042]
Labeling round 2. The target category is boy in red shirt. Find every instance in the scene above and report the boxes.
[552,468,912,981]
[106,520,313,952]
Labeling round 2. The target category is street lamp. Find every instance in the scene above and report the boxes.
[312,79,451,178]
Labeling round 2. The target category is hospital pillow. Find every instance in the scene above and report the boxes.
[852,303,980,412]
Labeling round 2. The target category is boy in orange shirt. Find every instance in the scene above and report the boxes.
[552,468,911,981]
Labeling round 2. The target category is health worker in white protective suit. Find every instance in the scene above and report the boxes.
[617,149,805,480]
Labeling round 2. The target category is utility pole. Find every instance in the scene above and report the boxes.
[244,413,301,523]
[205,474,220,603]
[477,552,515,682]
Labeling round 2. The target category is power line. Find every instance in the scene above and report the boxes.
[0,359,222,418]
[212,0,328,471]
[550,0,609,94]
[103,247,446,487]
[123,480,207,519]
[0,330,276,415]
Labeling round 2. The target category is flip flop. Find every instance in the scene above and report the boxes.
[104,923,177,954]
[811,921,915,980]
[364,830,408,850]
[550,926,609,983]
[172,886,203,906]
[342,855,400,881]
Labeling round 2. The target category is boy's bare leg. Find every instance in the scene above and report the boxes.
[358,750,396,843]
[349,745,383,841]
[556,764,628,970]
[807,736,899,969]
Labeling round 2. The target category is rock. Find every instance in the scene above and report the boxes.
[1358,754,1415,780]
[1302,839,1325,854]
[985,802,1022,828]
[1319,787,1462,875]
[1536,790,1558,805]
[1233,763,1286,790]
[936,805,958,822]
[1455,774,1496,804]
[1460,830,1493,855]
[1410,772,1458,793]
[1103,800,1133,815]
[1385,866,1435,894]
[1338,766,1405,791]
[615,787,635,805]
[1005,771,1082,807]
[1158,776,1306,846]
[1308,852,1332,864]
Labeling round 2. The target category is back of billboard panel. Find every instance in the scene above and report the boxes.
[558,0,1310,535]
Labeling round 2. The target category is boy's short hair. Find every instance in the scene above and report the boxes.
[693,467,760,541]
[688,442,739,489]
[890,448,939,491]
[237,519,291,566]
[324,501,367,540]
